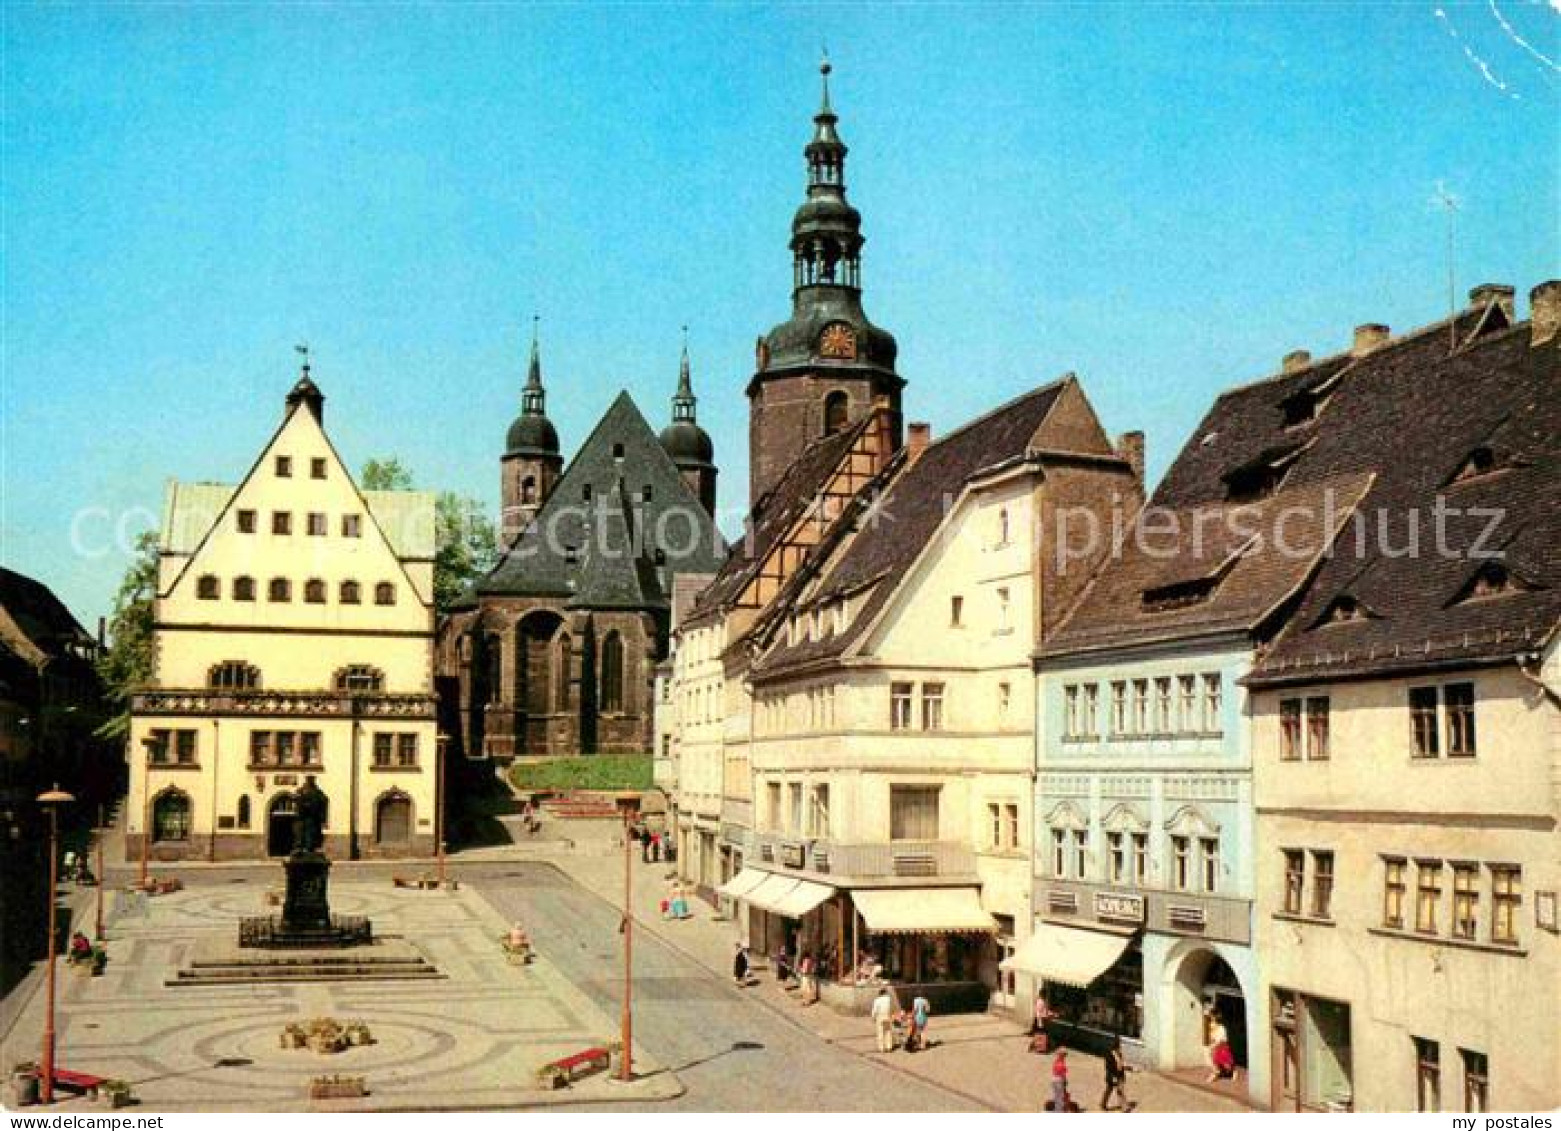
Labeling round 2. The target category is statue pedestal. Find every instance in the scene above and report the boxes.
[282,850,332,931]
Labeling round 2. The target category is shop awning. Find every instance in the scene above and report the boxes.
[742,874,802,915]
[1000,921,1135,988]
[853,887,996,934]
[716,868,770,901]
[771,878,835,918]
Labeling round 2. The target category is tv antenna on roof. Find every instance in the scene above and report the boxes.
[1430,181,1461,352]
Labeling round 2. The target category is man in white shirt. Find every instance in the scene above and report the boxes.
[870,987,896,1052]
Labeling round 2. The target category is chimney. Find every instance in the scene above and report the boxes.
[1282,350,1312,374]
[1116,431,1145,486]
[1531,280,1561,346]
[1469,283,1516,321]
[1352,323,1390,357]
[906,421,932,463]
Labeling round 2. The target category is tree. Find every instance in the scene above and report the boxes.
[95,530,158,739]
[361,458,496,616]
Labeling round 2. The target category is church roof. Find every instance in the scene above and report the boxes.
[472,390,725,609]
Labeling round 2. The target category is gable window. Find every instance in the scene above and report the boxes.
[1282,849,1305,914]
[641,485,653,503]
[340,581,361,605]
[197,574,220,600]
[920,682,945,731]
[890,682,913,730]
[1416,860,1442,934]
[1415,1037,1441,1113]
[208,661,260,691]
[307,512,327,536]
[1383,857,1407,928]
[304,579,326,604]
[335,664,384,693]
[268,578,291,603]
[997,507,1010,547]
[611,443,625,460]
[1451,863,1479,940]
[998,681,1012,724]
[272,511,292,535]
[233,576,256,602]
[950,595,964,627]
[237,509,257,533]
[275,455,292,477]
[310,457,327,479]
[374,582,396,606]
[1491,865,1521,945]
[889,785,939,841]
[996,587,1011,632]
[342,514,362,538]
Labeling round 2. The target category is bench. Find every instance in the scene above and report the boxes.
[538,1046,610,1088]
[48,1068,108,1098]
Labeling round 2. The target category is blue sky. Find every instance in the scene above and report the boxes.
[4,2,1558,625]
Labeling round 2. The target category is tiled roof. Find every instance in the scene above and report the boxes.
[474,391,725,610]
[0,566,95,666]
[1248,317,1560,684]
[686,414,878,624]
[754,380,1070,675]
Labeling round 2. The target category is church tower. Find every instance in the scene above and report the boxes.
[501,323,563,542]
[748,57,903,507]
[659,332,718,517]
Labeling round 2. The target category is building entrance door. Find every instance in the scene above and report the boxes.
[266,794,296,857]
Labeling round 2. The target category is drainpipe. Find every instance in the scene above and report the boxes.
[350,703,362,860]
[209,718,220,862]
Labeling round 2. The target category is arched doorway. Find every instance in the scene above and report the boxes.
[375,792,412,848]
[151,788,192,843]
[1167,945,1249,1077]
[267,793,295,857]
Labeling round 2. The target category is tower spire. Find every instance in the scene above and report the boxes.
[795,55,860,292]
[522,316,546,416]
[673,325,696,422]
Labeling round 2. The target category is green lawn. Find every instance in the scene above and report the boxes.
[507,754,653,793]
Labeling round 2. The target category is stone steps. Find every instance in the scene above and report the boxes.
[167,936,445,986]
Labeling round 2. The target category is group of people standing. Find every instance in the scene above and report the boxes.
[629,822,670,864]
[870,987,932,1054]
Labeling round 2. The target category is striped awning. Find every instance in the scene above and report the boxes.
[853,887,996,934]
[716,868,769,901]
[1000,921,1135,988]
[742,874,835,919]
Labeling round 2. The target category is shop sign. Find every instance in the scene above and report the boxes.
[1094,891,1145,923]
[780,842,806,868]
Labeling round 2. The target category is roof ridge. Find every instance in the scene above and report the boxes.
[920,373,1071,452]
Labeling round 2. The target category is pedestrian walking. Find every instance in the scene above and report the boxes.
[1048,1049,1073,1112]
[870,987,896,1052]
[641,826,652,864]
[907,993,931,1052]
[1029,990,1053,1054]
[1100,1036,1131,1111]
[1205,1007,1236,1083]
[732,943,750,986]
[798,952,818,1005]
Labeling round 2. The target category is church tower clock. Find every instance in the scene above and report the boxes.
[748,58,904,508]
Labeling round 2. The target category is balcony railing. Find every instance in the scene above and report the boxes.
[744,830,976,882]
[132,689,437,719]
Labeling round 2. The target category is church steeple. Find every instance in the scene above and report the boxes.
[502,318,563,542]
[746,57,903,508]
[659,327,717,516]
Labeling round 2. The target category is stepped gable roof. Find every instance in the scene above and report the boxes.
[686,414,877,624]
[0,566,95,667]
[1043,302,1552,662]
[754,380,1070,676]
[1248,318,1560,685]
[472,391,725,609]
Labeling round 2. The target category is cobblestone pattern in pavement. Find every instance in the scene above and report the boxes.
[4,878,677,1112]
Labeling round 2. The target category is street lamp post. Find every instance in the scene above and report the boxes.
[93,803,105,941]
[619,808,634,1082]
[435,735,448,887]
[37,785,74,1105]
[138,736,156,889]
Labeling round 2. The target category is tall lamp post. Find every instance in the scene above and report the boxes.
[619,808,634,1082]
[93,803,105,941]
[434,735,448,886]
[37,785,74,1104]
[138,735,156,889]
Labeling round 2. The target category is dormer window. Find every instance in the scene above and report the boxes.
[1142,576,1220,612]
[1280,390,1321,428]
[1450,446,1500,485]
[1316,594,1375,627]
[1223,441,1309,503]
[1454,562,1533,604]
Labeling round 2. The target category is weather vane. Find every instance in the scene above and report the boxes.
[1431,181,1461,351]
[294,342,311,374]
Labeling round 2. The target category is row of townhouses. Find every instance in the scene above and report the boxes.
[654,66,1561,1114]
